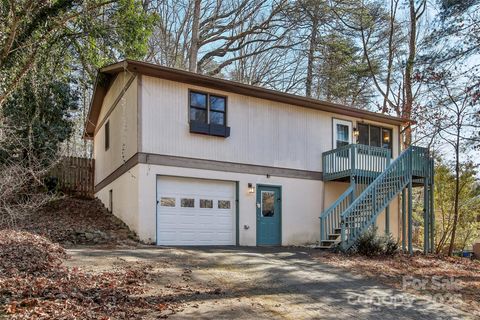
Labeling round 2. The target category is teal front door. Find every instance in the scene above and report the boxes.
[256,185,281,246]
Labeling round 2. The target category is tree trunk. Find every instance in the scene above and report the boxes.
[384,0,397,113]
[189,0,201,72]
[448,127,461,256]
[305,19,318,98]
[403,0,416,148]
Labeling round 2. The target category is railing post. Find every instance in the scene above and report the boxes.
[350,144,356,175]
[408,179,413,255]
[350,177,356,204]
[423,177,429,254]
[320,217,324,241]
[402,188,406,252]
[385,205,390,234]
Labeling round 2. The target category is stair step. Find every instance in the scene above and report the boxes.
[316,245,334,250]
[320,239,339,247]
[328,233,340,240]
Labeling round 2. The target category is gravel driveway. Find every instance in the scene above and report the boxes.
[66,246,471,319]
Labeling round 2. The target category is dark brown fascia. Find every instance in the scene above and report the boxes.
[84,72,113,139]
[84,59,411,139]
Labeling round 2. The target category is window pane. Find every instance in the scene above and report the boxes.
[358,124,369,146]
[261,191,275,217]
[160,197,175,207]
[370,126,381,147]
[105,121,110,150]
[210,111,225,125]
[337,124,349,143]
[382,129,392,150]
[336,140,349,148]
[200,199,213,208]
[190,92,207,108]
[190,108,207,123]
[181,198,194,208]
[210,96,226,111]
[218,200,231,209]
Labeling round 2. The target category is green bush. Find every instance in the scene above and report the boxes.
[350,226,399,257]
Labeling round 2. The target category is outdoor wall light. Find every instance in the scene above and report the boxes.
[353,127,360,138]
[248,183,255,194]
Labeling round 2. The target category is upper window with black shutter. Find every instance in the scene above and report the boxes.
[189,90,230,137]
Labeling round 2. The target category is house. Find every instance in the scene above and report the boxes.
[85,59,434,251]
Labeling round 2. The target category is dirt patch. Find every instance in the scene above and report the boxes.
[313,252,480,316]
[1,197,138,247]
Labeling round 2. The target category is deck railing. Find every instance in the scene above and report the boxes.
[339,146,431,249]
[322,144,391,181]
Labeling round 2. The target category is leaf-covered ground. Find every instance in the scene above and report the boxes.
[0,230,180,319]
[1,197,138,247]
[314,252,480,316]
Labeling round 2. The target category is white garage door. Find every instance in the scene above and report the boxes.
[156,176,236,245]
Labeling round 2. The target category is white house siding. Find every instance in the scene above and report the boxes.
[94,72,138,184]
[95,165,140,233]
[141,76,400,173]
[136,163,323,245]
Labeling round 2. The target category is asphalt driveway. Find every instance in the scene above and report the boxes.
[66,246,471,319]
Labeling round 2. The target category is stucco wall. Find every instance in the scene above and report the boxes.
[94,72,138,184]
[95,162,402,245]
[95,165,140,233]
[136,163,324,246]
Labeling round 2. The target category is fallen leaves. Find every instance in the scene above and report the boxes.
[315,252,480,315]
[1,197,139,247]
[0,230,177,319]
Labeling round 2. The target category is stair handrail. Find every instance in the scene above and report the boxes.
[340,147,413,220]
[320,184,354,241]
[339,147,416,248]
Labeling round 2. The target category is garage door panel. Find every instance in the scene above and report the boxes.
[157,176,236,246]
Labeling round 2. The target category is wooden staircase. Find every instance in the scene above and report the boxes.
[319,145,434,251]
[318,228,341,249]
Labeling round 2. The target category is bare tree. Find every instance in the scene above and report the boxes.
[423,74,480,255]
[0,124,59,227]
[333,0,427,147]
[147,0,291,76]
[189,0,201,71]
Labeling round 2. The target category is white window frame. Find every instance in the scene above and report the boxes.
[333,118,353,149]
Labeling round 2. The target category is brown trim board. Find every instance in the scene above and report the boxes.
[95,153,323,193]
[95,153,141,193]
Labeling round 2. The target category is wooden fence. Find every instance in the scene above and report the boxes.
[50,157,95,198]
